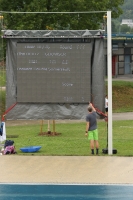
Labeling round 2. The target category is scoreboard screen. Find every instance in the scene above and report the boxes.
[17,43,91,103]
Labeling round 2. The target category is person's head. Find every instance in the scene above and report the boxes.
[88,105,93,112]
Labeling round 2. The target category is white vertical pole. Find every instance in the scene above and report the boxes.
[107,11,112,155]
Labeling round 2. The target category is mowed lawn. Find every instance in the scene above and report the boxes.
[5,119,133,156]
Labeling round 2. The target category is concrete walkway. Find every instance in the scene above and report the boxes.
[113,112,133,121]
[0,156,133,184]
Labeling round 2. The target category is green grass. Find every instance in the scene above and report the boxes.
[0,70,6,86]
[0,90,5,115]
[5,120,133,156]
[107,81,133,112]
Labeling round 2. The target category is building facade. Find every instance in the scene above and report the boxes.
[105,33,133,76]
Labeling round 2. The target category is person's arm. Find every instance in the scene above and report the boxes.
[85,121,89,136]
[89,103,96,112]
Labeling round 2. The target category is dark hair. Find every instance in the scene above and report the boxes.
[88,106,93,112]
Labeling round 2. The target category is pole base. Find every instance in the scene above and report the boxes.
[102,148,117,154]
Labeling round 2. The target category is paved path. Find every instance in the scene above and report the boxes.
[113,112,133,121]
[109,74,133,81]
[0,156,133,184]
[4,112,133,127]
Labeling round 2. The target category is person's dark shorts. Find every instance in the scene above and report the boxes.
[105,107,108,112]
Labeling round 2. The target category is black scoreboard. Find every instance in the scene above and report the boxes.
[17,43,91,103]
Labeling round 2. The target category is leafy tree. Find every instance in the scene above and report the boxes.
[118,0,133,22]
[0,0,124,30]
[130,28,133,33]
[120,24,131,33]
[112,21,118,33]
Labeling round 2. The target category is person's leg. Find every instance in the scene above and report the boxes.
[95,140,99,154]
[88,131,94,154]
[93,129,99,154]
[95,140,99,149]
[90,140,94,154]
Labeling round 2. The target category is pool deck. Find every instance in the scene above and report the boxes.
[0,156,133,184]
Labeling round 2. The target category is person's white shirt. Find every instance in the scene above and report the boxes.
[105,97,108,108]
[0,122,6,142]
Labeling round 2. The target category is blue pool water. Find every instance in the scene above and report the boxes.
[0,184,133,200]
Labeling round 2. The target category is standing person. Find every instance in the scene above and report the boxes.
[85,103,99,155]
[105,95,108,116]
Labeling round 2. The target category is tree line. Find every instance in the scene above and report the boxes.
[113,0,133,33]
[0,0,124,30]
